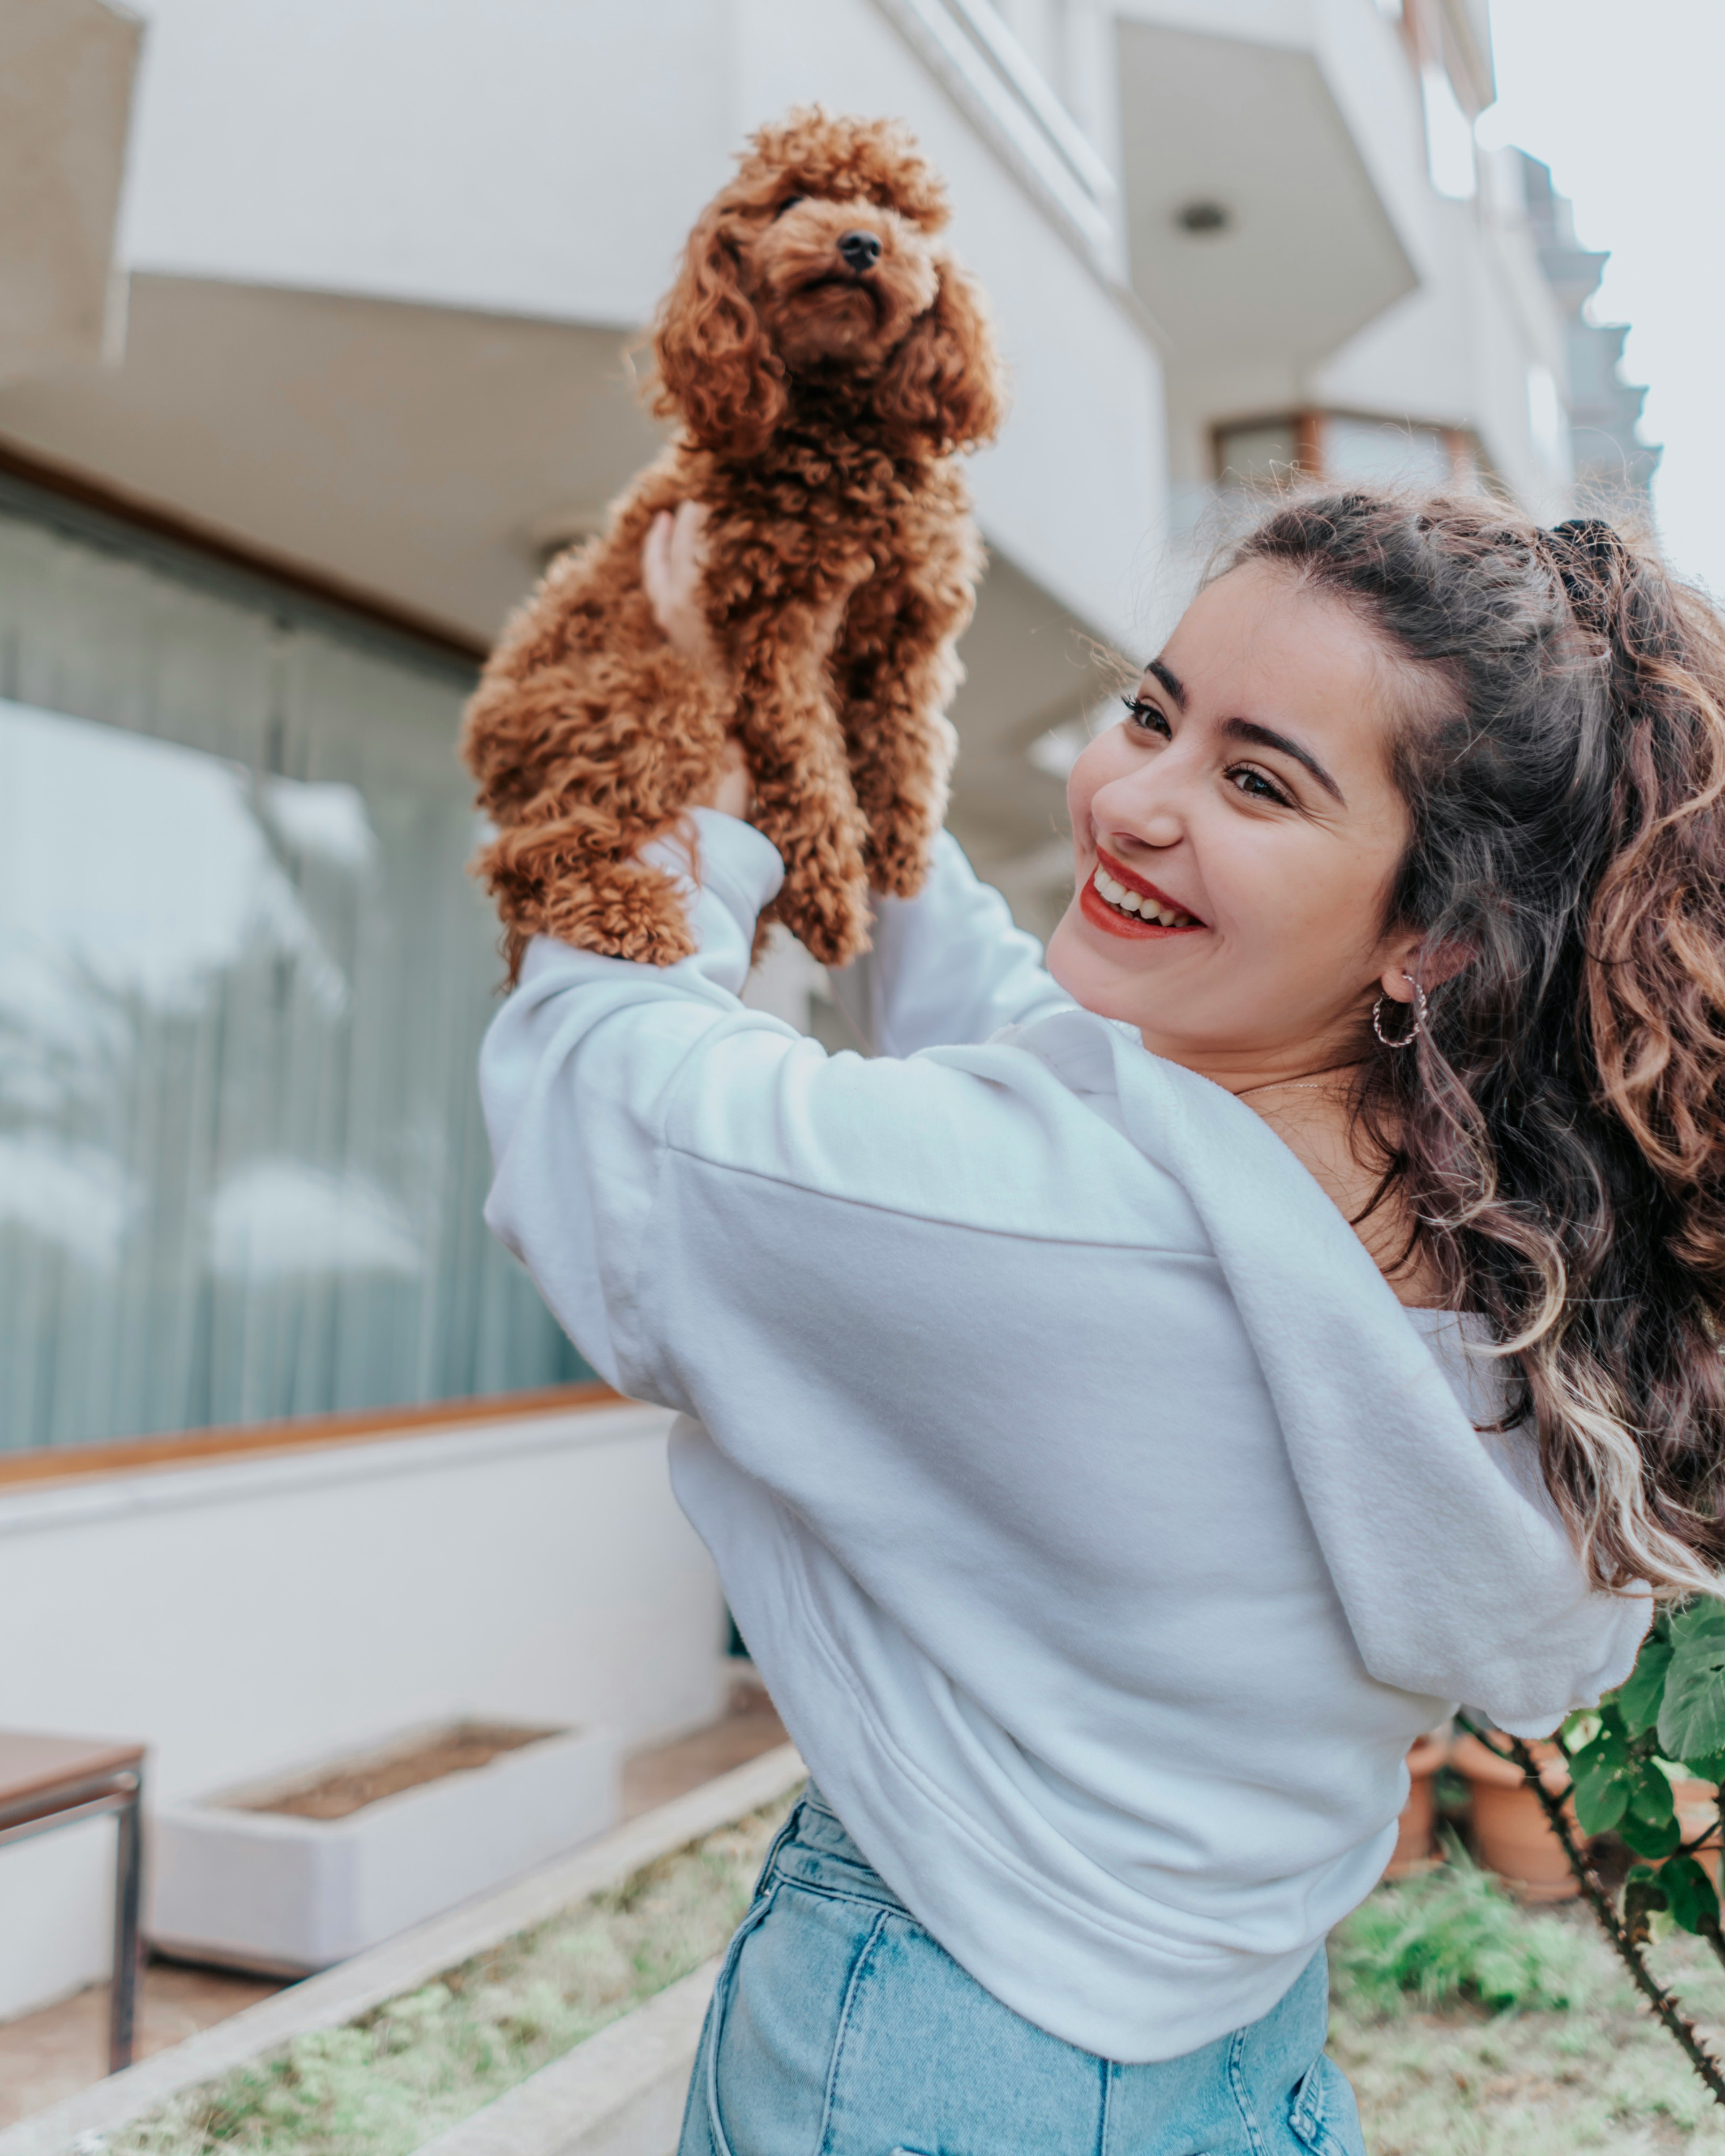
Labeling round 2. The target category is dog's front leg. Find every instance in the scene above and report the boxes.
[722,594,873,967]
[832,478,983,899]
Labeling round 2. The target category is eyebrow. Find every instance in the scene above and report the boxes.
[1221,718,1345,804]
[1143,655,1345,803]
[1145,657,1186,709]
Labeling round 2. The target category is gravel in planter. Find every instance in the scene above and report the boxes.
[104,1793,798,2156]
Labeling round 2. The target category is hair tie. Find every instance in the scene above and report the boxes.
[1543,517,1627,637]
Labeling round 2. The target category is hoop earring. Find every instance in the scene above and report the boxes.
[1373,974,1429,1049]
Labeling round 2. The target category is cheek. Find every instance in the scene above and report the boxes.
[1065,734,1121,838]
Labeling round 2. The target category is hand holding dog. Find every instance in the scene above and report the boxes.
[644,505,753,819]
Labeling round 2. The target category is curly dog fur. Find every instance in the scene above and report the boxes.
[461,108,1006,975]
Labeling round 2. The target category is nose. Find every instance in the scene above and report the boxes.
[837,228,882,273]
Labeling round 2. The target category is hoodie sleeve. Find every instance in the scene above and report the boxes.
[477,811,1113,1408]
[825,830,1072,1055]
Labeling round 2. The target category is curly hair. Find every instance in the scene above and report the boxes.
[1228,489,1725,1600]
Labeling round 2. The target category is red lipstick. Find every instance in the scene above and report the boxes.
[1078,848,1207,940]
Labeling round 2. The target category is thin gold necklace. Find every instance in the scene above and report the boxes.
[1236,1065,1360,1099]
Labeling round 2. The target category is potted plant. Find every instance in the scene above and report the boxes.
[1450,1730,1579,1901]
[1384,1725,1452,1879]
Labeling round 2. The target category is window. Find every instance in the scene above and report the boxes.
[0,479,590,1453]
[1213,412,1478,493]
[1322,416,1454,489]
[1213,420,1304,487]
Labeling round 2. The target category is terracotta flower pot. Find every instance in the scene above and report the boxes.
[1451,1732,1580,1902]
[1670,1779,1723,1886]
[1383,1730,1452,1880]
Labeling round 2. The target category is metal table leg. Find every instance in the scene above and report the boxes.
[109,1771,144,2073]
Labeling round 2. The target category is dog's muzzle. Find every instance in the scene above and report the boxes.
[837,229,882,272]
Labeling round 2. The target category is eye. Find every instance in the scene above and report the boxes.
[1121,693,1171,741]
[1226,764,1294,808]
[774,195,807,219]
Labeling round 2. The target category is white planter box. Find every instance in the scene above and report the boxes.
[149,1723,621,1974]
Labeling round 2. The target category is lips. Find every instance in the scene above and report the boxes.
[1079,849,1206,940]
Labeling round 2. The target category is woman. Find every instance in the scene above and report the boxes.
[480,490,1725,2154]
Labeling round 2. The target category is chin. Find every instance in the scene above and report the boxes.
[1045,903,1148,1029]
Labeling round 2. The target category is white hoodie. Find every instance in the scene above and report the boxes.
[480,809,1648,2063]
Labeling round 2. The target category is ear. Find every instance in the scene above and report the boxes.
[870,256,1006,453]
[1378,938,1471,1007]
[651,208,787,457]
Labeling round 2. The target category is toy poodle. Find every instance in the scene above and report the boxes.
[460,107,1006,974]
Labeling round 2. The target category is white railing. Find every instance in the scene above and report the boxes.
[875,0,1118,261]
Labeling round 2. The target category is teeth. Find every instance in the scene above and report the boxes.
[1093,864,1194,928]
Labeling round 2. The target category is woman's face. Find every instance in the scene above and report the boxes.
[1045,561,1423,1085]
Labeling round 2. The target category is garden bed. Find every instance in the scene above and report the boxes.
[45,1764,1725,2156]
[101,1794,796,2156]
[1332,1854,1725,2152]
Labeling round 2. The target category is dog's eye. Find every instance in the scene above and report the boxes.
[774,195,807,220]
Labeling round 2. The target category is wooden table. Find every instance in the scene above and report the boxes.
[0,1732,146,2072]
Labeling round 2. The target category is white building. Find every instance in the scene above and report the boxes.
[0,0,1653,2031]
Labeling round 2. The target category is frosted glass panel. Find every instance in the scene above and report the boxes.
[0,496,589,1451]
[1322,418,1453,489]
[1215,422,1298,485]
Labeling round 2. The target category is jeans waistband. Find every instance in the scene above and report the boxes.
[771,1781,912,1916]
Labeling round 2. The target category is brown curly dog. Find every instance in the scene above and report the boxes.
[460,107,1006,975]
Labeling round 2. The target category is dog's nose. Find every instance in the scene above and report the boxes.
[837,229,882,273]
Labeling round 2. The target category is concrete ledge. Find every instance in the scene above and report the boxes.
[413,1957,719,2156]
[0,1746,804,2156]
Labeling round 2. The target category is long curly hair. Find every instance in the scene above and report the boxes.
[1229,489,1725,1600]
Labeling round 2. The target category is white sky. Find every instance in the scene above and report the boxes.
[1480,0,1725,599]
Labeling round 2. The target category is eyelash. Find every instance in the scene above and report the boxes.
[1119,695,1294,809]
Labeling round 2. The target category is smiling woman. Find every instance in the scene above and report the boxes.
[467,479,1725,2150]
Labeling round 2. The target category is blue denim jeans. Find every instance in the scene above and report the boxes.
[678,1784,1365,2156]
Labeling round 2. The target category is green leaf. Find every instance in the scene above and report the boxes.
[1620,1811,1684,1860]
[1573,1768,1630,1837]
[1657,1600,1725,1765]
[1614,1638,1674,1739]
[1629,1771,1677,1828]
[1660,1854,1721,1935]
[1681,1752,1725,1784]
[1570,1734,1629,1786]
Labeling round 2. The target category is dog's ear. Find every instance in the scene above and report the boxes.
[651,207,787,457]
[870,257,1006,453]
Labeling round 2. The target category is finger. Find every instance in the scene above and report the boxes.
[642,511,672,625]
[671,499,710,577]
[711,739,753,819]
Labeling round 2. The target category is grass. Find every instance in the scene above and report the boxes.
[101,1793,797,2156]
[87,1797,1725,2154]
[1332,1848,1725,2152]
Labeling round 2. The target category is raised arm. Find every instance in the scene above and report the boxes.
[478,809,1087,1407]
[825,832,1072,1056]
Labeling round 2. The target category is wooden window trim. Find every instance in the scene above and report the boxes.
[0,1383,629,1493]
[1209,411,1323,484]
[0,434,488,669]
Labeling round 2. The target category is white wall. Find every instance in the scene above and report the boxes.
[107,0,1163,652]
[733,0,1164,650]
[0,1401,724,2023]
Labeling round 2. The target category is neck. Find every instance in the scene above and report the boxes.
[1141,1037,1364,1101]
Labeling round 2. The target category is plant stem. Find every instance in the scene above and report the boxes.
[1454,1714,1725,2108]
